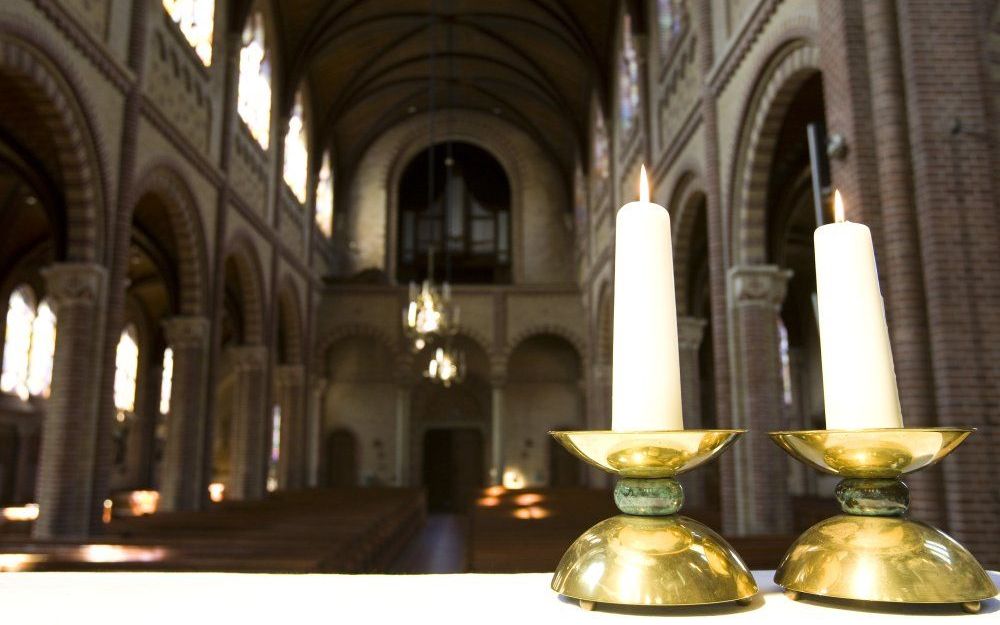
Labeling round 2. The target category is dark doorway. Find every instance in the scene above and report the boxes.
[548,433,583,487]
[326,429,358,487]
[0,424,18,505]
[422,428,483,512]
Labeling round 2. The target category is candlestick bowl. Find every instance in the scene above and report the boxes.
[769,428,996,612]
[549,430,757,610]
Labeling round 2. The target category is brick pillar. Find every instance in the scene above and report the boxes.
[677,316,707,508]
[728,265,792,535]
[490,377,506,487]
[274,364,305,490]
[306,377,327,487]
[159,317,210,512]
[227,346,268,500]
[33,263,107,540]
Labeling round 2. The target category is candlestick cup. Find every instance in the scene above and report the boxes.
[548,429,756,610]
[769,427,996,613]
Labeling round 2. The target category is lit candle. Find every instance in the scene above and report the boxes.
[814,190,903,429]
[611,165,684,431]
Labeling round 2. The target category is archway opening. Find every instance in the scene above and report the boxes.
[397,142,511,284]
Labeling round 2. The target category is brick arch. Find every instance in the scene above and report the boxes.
[131,163,210,316]
[506,325,586,365]
[313,323,396,373]
[275,278,304,365]
[669,171,707,317]
[731,40,820,264]
[223,233,267,346]
[0,32,106,262]
[346,110,571,284]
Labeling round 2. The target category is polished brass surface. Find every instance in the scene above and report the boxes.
[550,430,745,478]
[775,515,997,604]
[551,515,758,606]
[768,428,972,478]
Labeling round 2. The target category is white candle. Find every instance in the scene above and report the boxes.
[814,190,903,429]
[611,166,684,431]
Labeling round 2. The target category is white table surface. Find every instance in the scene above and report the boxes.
[0,570,996,623]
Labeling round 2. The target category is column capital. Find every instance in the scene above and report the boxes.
[677,316,707,350]
[728,264,791,309]
[41,262,107,309]
[274,363,305,387]
[225,345,268,371]
[163,316,211,348]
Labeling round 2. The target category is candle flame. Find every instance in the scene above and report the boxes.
[833,189,845,223]
[639,164,649,203]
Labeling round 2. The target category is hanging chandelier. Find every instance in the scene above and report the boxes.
[424,342,465,388]
[403,248,458,352]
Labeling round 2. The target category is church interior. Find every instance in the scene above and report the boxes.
[0,0,997,580]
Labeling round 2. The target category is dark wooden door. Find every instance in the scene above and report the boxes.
[326,429,358,487]
[423,428,483,512]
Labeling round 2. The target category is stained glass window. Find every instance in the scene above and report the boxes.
[114,325,140,415]
[237,10,272,150]
[778,319,793,406]
[162,0,215,66]
[266,404,281,492]
[159,347,174,415]
[573,163,587,234]
[619,14,640,135]
[27,299,56,398]
[283,90,308,204]
[593,108,609,182]
[316,150,334,237]
[658,0,682,59]
[2,286,36,400]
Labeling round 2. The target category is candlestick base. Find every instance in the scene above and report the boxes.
[770,428,996,611]
[549,430,756,609]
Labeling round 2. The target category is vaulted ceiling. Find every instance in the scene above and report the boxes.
[237,0,620,180]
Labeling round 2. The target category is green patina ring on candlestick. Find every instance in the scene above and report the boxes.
[835,477,909,516]
[614,477,683,515]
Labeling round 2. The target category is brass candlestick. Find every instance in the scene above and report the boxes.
[770,427,997,613]
[549,429,757,610]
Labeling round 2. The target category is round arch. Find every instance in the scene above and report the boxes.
[345,110,571,284]
[222,233,267,346]
[131,163,211,316]
[730,39,820,264]
[275,278,304,365]
[0,31,107,262]
[669,171,708,317]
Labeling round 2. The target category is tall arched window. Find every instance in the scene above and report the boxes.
[283,90,308,204]
[316,150,334,237]
[114,325,140,417]
[266,404,281,492]
[619,14,640,135]
[238,10,272,149]
[397,142,511,284]
[27,299,56,398]
[162,0,215,66]
[159,347,174,415]
[2,287,36,400]
[573,162,587,236]
[657,0,682,59]
[593,109,610,182]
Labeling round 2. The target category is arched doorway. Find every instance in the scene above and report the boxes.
[506,334,584,487]
[397,142,512,284]
[422,427,483,512]
[326,429,358,487]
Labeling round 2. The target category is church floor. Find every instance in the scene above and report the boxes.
[388,514,469,573]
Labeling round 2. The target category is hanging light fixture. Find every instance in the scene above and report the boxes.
[403,247,457,351]
[424,341,465,388]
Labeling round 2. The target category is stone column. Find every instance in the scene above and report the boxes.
[306,377,327,487]
[227,345,268,500]
[33,263,107,540]
[490,372,506,487]
[728,265,792,535]
[274,364,306,490]
[677,316,707,507]
[159,316,210,512]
